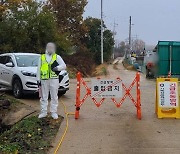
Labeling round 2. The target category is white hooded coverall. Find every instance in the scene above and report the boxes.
[37,52,66,114]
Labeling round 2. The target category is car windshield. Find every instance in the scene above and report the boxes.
[15,55,40,67]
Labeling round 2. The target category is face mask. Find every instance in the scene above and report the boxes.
[46,45,56,55]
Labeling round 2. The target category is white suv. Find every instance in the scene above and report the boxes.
[0,53,69,98]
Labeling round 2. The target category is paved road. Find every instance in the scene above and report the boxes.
[22,64,180,154]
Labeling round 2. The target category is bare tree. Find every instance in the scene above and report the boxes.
[132,39,145,55]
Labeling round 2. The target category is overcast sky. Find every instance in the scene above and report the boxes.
[84,0,180,45]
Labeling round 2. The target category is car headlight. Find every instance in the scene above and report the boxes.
[21,71,36,77]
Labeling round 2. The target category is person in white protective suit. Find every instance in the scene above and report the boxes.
[37,42,66,119]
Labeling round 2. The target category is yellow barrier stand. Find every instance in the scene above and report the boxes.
[156,78,180,119]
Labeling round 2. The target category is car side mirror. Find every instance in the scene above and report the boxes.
[5,62,14,67]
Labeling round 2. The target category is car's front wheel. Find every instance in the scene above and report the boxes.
[12,79,23,98]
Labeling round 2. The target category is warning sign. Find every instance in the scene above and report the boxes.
[75,72,141,120]
[91,79,122,98]
[158,82,179,108]
[156,78,180,119]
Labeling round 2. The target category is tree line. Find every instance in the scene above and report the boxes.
[114,39,145,58]
[0,0,114,64]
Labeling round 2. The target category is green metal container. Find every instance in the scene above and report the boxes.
[172,42,180,60]
[158,61,169,76]
[157,41,180,77]
[158,42,170,61]
[172,61,180,75]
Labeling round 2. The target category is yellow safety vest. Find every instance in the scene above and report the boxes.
[40,54,58,80]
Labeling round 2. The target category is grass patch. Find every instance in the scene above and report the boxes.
[113,64,118,70]
[67,66,77,79]
[63,51,95,78]
[0,116,63,154]
[0,94,21,106]
[122,60,136,71]
[92,64,108,76]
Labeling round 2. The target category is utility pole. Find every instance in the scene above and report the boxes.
[112,20,118,59]
[101,0,104,64]
[125,16,133,58]
[129,16,132,48]
[113,20,118,36]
